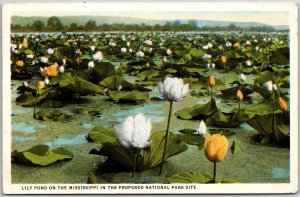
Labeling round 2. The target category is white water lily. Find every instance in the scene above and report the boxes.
[40,57,48,63]
[128,48,133,53]
[245,60,252,66]
[39,67,44,73]
[166,49,172,56]
[88,61,95,69]
[26,54,34,59]
[240,73,246,81]
[113,113,152,149]
[158,77,189,101]
[23,81,28,87]
[207,43,213,48]
[135,51,144,57]
[202,45,209,50]
[92,51,103,61]
[89,45,96,51]
[203,54,212,59]
[197,120,207,136]
[126,42,130,47]
[245,40,251,45]
[59,66,64,74]
[62,58,66,65]
[144,40,153,46]
[44,77,49,85]
[118,85,122,91]
[121,47,127,53]
[263,81,277,92]
[47,48,54,55]
[225,41,232,47]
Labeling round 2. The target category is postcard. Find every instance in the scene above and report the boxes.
[2,2,298,194]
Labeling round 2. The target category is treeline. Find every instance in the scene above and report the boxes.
[11,16,283,32]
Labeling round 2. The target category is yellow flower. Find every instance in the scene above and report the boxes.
[233,43,240,48]
[204,134,228,163]
[236,89,243,101]
[162,56,167,63]
[209,75,215,88]
[43,64,58,77]
[22,42,28,48]
[64,42,70,47]
[221,55,227,63]
[37,81,45,90]
[146,62,150,68]
[278,97,288,111]
[16,60,25,67]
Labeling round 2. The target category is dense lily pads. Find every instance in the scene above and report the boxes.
[107,90,149,104]
[99,75,149,91]
[206,109,251,128]
[16,89,51,107]
[89,130,188,171]
[176,99,218,120]
[247,113,289,143]
[12,144,74,166]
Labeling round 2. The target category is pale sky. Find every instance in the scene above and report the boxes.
[10,3,290,26]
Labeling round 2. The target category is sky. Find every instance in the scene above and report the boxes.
[10,3,290,26]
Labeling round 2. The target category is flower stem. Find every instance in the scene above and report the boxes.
[159,100,173,175]
[33,90,38,119]
[213,162,217,183]
[210,87,213,101]
[238,100,241,111]
[272,94,275,138]
[132,148,137,178]
[114,74,117,90]
[223,62,226,85]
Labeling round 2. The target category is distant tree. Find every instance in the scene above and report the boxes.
[85,20,97,30]
[228,23,237,30]
[69,23,78,30]
[32,20,45,31]
[187,20,198,30]
[47,16,63,30]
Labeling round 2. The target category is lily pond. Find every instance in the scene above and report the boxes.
[11,31,290,184]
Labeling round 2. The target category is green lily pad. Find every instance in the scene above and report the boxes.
[86,127,116,144]
[35,109,72,121]
[12,144,74,166]
[74,107,101,117]
[247,113,289,143]
[168,172,212,183]
[206,109,251,128]
[137,69,160,80]
[164,68,177,74]
[176,100,218,120]
[92,61,117,81]
[221,85,253,99]
[230,141,240,154]
[107,90,149,104]
[89,130,188,171]
[177,132,205,149]
[16,88,51,107]
[87,173,109,184]
[99,75,149,91]
[59,72,104,96]
[208,128,236,137]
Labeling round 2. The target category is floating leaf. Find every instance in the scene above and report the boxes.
[86,127,116,144]
[168,172,212,183]
[89,130,188,171]
[107,90,149,104]
[138,69,160,80]
[59,72,104,96]
[177,132,205,149]
[230,141,240,154]
[99,75,148,91]
[93,62,117,81]
[176,100,218,120]
[12,144,74,166]
[74,107,101,117]
[35,109,72,121]
[206,109,251,128]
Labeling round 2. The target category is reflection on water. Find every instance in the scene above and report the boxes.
[13,109,31,115]
[12,136,37,142]
[12,121,46,134]
[44,134,86,147]
[272,167,290,179]
[82,123,94,129]
[110,103,165,123]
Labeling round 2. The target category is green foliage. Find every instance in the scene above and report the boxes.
[12,145,74,166]
[107,90,149,104]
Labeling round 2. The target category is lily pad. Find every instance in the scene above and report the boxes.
[206,109,251,128]
[59,72,104,96]
[230,141,240,154]
[35,109,72,121]
[12,144,74,166]
[74,107,101,117]
[16,88,51,107]
[247,113,289,143]
[107,90,149,104]
[86,127,116,144]
[89,130,188,171]
[138,69,160,80]
[99,75,149,91]
[176,99,218,120]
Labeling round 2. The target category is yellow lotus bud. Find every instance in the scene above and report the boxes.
[236,89,243,101]
[278,97,288,111]
[37,81,45,90]
[209,75,215,88]
[221,55,227,63]
[22,42,28,48]
[43,64,58,77]
[76,57,82,64]
[162,56,167,63]
[204,134,228,163]
[16,60,25,67]
[233,43,240,48]
[64,42,70,47]
[146,62,150,68]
